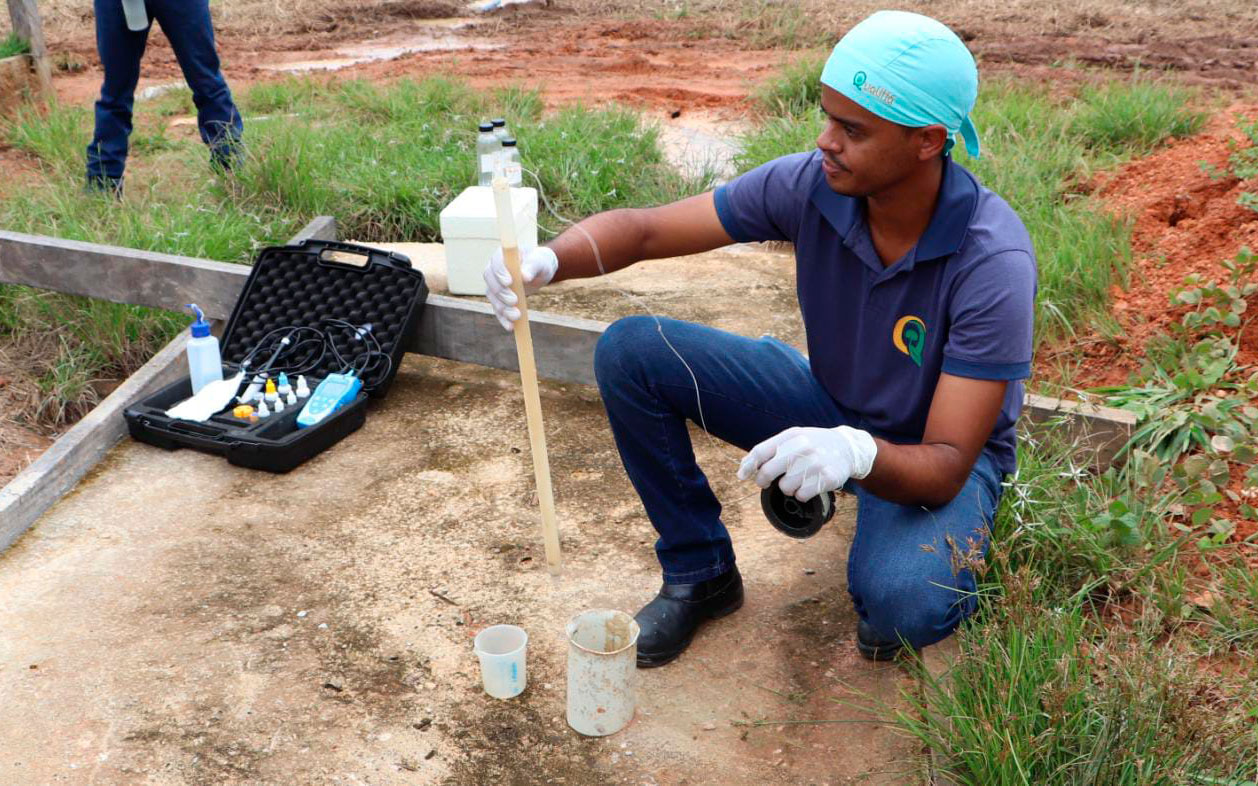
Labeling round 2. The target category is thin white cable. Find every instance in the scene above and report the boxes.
[527,167,742,467]
[527,168,828,502]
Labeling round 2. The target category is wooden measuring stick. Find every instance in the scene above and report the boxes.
[491,178,563,575]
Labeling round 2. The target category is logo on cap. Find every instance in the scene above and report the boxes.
[851,70,895,106]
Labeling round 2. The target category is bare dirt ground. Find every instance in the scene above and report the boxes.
[0,309,922,785]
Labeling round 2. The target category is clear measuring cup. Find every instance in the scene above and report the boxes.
[473,624,528,699]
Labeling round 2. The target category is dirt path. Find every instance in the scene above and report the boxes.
[0,342,919,785]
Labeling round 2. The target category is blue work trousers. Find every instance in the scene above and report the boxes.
[593,316,1004,649]
[86,0,243,182]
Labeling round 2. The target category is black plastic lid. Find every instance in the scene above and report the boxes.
[502,138,517,147]
[478,122,493,132]
[491,118,506,127]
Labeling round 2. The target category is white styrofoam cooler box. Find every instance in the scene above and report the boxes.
[439,186,538,296]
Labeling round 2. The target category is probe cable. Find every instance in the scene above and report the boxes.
[527,166,829,503]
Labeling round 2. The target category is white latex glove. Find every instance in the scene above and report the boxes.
[737,426,878,502]
[483,246,559,331]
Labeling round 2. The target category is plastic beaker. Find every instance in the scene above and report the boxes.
[473,624,528,699]
[566,609,640,736]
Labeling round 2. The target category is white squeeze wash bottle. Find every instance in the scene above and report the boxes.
[185,304,223,394]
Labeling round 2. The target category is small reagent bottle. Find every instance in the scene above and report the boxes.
[501,138,522,187]
[492,118,510,145]
[477,122,501,186]
[185,304,223,394]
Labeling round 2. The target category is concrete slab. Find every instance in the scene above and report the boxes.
[0,349,920,784]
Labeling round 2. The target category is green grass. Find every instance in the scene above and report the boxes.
[890,430,1258,785]
[750,51,826,119]
[902,601,1258,785]
[3,76,707,257]
[0,287,186,427]
[0,33,30,59]
[737,70,1207,347]
[218,77,700,242]
[0,75,713,428]
[5,100,91,178]
[1069,77,1206,157]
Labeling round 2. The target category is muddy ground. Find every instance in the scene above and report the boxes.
[0,243,925,783]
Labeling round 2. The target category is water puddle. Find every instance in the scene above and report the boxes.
[657,115,745,183]
[468,0,543,12]
[260,20,501,74]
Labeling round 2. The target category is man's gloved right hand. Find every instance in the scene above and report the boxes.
[483,246,559,331]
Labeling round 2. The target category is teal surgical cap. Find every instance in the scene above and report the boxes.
[821,10,981,157]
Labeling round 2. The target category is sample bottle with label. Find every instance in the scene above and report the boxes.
[476,122,501,186]
[500,138,522,187]
[491,118,511,179]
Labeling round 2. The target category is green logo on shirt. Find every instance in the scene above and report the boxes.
[853,71,867,87]
[893,315,926,367]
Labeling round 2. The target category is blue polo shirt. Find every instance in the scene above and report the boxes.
[714,151,1036,474]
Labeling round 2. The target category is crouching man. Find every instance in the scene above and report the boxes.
[483,11,1036,665]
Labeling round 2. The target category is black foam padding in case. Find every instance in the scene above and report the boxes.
[220,240,428,397]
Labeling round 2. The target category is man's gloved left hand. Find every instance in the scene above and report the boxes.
[737,426,878,502]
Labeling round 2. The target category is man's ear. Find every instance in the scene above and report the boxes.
[917,125,949,161]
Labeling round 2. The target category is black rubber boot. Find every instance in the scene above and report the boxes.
[634,566,744,668]
[856,619,906,662]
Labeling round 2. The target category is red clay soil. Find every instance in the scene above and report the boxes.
[1035,105,1258,545]
[42,17,776,115]
[1060,103,1258,390]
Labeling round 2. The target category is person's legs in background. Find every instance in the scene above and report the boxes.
[149,0,243,171]
[846,451,1003,659]
[86,0,151,193]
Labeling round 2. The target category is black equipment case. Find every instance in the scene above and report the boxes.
[124,240,428,472]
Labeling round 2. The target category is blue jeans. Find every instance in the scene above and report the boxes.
[594,316,1003,649]
[86,0,243,182]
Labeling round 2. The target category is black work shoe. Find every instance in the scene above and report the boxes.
[634,566,744,668]
[856,619,905,662]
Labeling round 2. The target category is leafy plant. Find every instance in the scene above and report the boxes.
[1103,248,1258,464]
[1174,248,1257,330]
[1229,115,1258,213]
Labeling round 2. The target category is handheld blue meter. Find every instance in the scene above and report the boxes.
[296,373,363,428]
